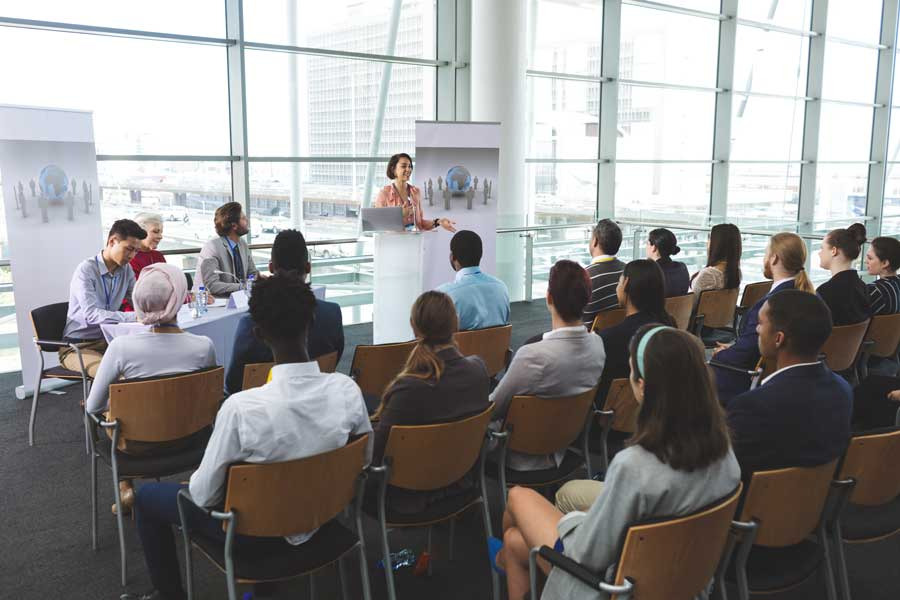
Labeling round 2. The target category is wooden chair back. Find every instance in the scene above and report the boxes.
[739,460,838,547]
[739,281,773,310]
[665,294,694,331]
[591,308,626,333]
[454,325,512,377]
[223,434,369,537]
[30,302,69,352]
[611,484,743,599]
[108,367,224,443]
[693,288,739,330]
[864,313,900,358]
[242,352,340,391]
[384,405,493,491]
[504,387,596,455]
[820,319,870,372]
[350,340,417,399]
[838,429,900,507]
[600,378,640,434]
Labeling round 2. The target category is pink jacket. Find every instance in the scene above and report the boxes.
[374,183,435,230]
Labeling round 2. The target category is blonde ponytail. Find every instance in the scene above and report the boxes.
[769,232,815,293]
[793,268,815,294]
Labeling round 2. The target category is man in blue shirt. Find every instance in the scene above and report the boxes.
[437,230,510,331]
[224,229,344,395]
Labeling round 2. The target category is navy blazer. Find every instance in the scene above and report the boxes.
[712,279,795,404]
[727,362,852,480]
[224,298,345,395]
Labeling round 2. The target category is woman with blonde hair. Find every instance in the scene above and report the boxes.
[711,232,813,404]
[371,290,490,514]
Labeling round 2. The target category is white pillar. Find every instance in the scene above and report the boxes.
[471,0,528,301]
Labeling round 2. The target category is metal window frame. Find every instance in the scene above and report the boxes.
[710,0,739,220]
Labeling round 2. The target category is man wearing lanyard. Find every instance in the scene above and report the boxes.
[582,219,626,328]
[61,219,146,377]
[196,201,260,298]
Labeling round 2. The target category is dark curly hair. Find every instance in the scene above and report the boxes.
[248,272,316,343]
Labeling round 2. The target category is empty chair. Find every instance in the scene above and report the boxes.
[734,281,773,331]
[727,460,848,600]
[831,428,900,600]
[28,301,93,449]
[241,351,340,391]
[349,340,417,404]
[691,288,740,341]
[590,307,626,333]
[819,319,870,383]
[664,294,694,331]
[368,406,498,600]
[454,324,512,378]
[87,367,224,585]
[594,378,639,473]
[491,387,597,509]
[529,484,743,600]
[177,435,372,600]
[859,313,900,378]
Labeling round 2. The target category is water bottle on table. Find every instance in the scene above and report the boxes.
[198,286,209,315]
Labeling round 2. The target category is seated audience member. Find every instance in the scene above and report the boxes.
[61,219,146,377]
[86,263,217,515]
[853,375,900,430]
[494,326,739,599]
[711,232,814,405]
[727,291,851,480]
[437,230,510,331]
[597,259,673,399]
[490,260,605,471]
[816,223,871,325]
[582,219,626,327]
[130,212,167,279]
[371,290,490,513]
[195,201,260,298]
[130,273,371,600]
[865,236,900,315]
[690,223,742,297]
[647,228,689,297]
[225,229,344,395]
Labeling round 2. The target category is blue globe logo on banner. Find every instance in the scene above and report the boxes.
[39,165,69,201]
[446,165,472,193]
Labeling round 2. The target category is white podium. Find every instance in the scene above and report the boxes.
[372,231,428,344]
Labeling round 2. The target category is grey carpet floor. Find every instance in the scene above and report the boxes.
[0,301,897,599]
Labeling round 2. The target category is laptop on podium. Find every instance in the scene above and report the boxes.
[361,206,405,233]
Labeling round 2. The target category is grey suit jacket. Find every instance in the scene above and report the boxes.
[543,446,740,600]
[195,236,260,297]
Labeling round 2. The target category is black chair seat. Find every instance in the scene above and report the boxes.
[191,519,358,582]
[364,486,482,526]
[487,450,584,486]
[43,365,89,380]
[840,495,900,542]
[93,428,211,478]
[726,540,822,592]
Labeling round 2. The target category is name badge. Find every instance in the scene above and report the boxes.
[227,290,249,310]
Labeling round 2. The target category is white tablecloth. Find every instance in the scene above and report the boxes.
[99,302,248,369]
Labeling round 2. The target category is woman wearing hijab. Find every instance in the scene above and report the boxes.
[85,263,218,512]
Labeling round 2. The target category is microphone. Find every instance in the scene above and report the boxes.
[213,270,243,283]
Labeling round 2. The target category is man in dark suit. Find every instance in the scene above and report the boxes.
[726,290,852,479]
[225,229,344,395]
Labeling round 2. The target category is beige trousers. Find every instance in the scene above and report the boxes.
[58,339,107,378]
[555,480,605,513]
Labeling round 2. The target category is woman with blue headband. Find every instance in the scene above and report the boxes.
[491,325,740,600]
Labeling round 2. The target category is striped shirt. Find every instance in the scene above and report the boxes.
[582,256,626,328]
[867,275,900,315]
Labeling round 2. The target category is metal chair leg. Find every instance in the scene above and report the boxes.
[338,556,348,600]
[833,521,851,600]
[479,497,500,600]
[91,450,98,551]
[29,371,42,447]
[378,516,397,600]
[176,492,195,600]
[819,524,839,600]
[110,459,128,586]
[426,525,434,576]
[309,572,316,599]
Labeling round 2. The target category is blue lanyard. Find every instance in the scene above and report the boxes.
[95,256,117,311]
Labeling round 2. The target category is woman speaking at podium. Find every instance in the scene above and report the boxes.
[375,153,456,232]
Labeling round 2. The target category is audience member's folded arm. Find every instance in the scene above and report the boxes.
[188,401,247,508]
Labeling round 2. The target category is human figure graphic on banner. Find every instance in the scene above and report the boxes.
[473,175,479,191]
[426,178,434,206]
[437,175,443,191]
[443,186,451,211]
[29,178,36,199]
[466,187,475,210]
[83,181,91,213]
[16,181,27,218]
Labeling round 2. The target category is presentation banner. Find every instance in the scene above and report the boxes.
[0,105,103,398]
[415,121,501,291]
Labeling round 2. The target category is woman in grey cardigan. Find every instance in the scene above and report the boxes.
[495,325,740,600]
